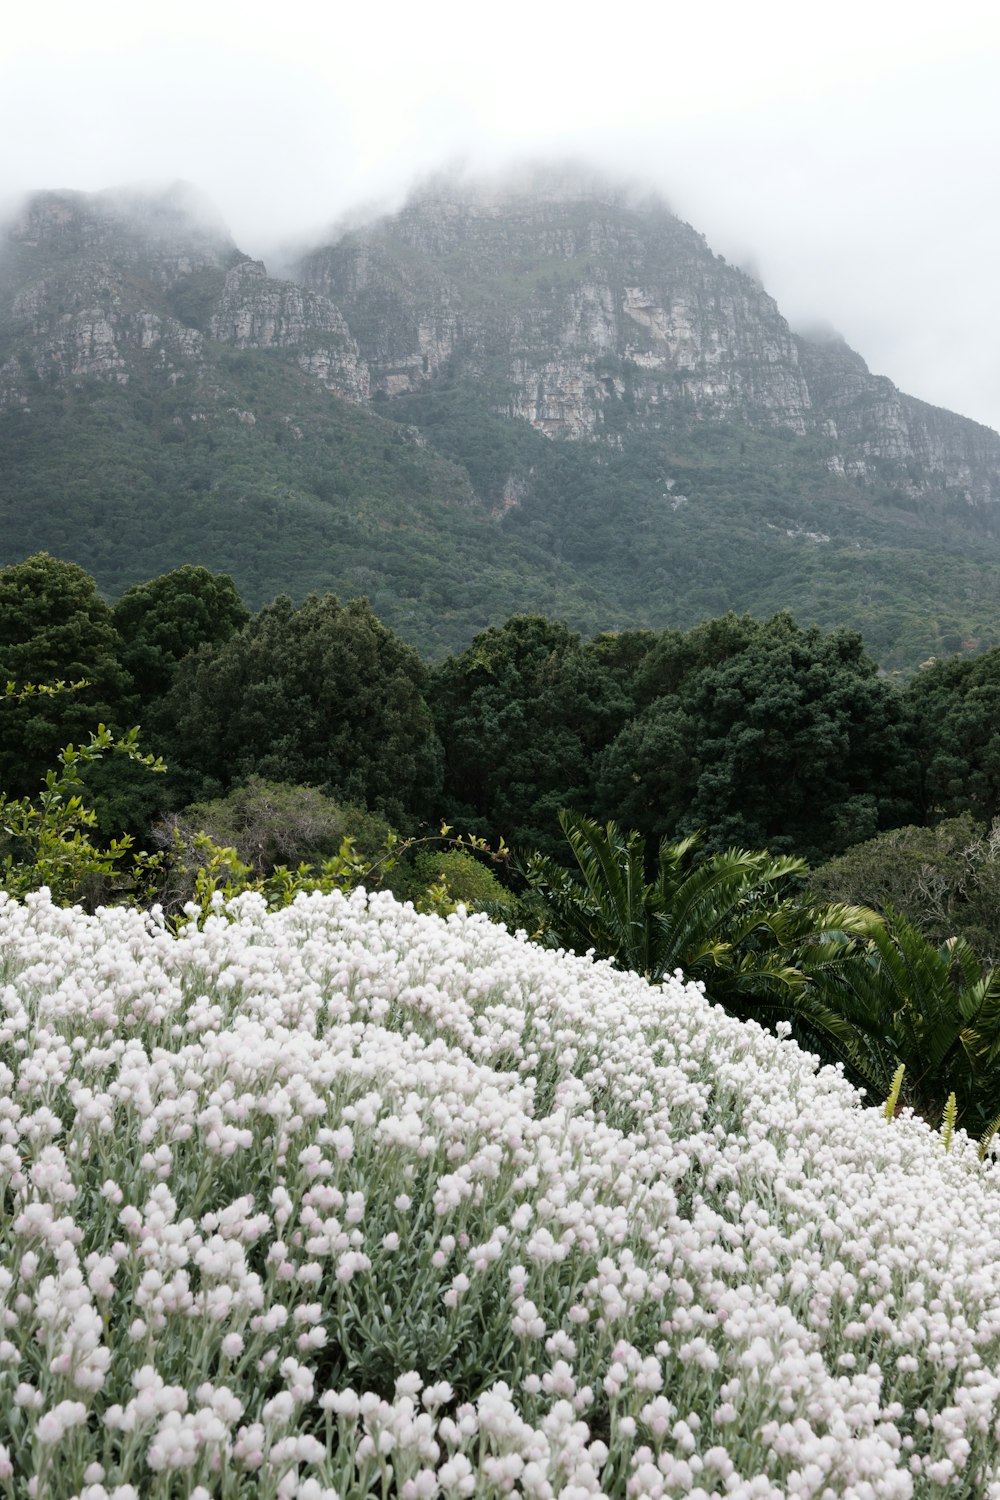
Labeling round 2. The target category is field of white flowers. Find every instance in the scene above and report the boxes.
[2,887,1000,1498]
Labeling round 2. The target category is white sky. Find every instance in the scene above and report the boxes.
[3,0,1000,428]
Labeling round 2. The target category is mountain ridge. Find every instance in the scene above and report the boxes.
[1,172,998,669]
[296,180,1000,507]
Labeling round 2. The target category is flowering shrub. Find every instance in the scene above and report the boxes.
[2,888,1000,1497]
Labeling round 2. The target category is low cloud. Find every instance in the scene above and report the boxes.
[3,0,999,428]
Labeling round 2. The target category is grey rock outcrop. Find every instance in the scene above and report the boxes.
[209,259,369,400]
[0,187,369,409]
[299,183,814,439]
[297,176,1000,508]
[795,331,1000,503]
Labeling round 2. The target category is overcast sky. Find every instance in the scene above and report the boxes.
[3,0,1000,429]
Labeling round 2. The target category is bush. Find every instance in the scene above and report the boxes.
[387,847,515,916]
[0,719,164,909]
[808,815,1000,964]
[161,778,393,875]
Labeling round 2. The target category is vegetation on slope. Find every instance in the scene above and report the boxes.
[1,357,999,668]
[4,877,1000,1493]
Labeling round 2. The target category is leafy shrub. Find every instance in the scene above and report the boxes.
[0,721,164,908]
[387,847,515,916]
[808,815,1000,963]
[154,798,509,929]
[162,778,393,875]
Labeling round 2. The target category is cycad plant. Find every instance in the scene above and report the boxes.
[524,814,1000,1136]
[522,811,875,1014]
[812,910,1000,1132]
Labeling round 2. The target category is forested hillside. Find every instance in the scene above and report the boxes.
[5,552,1000,879]
[2,178,1000,667]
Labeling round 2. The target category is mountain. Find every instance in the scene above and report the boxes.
[1,173,999,668]
[298,173,1000,507]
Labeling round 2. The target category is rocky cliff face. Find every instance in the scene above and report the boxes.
[208,259,369,400]
[2,174,999,668]
[298,183,814,439]
[6,177,999,513]
[0,187,369,410]
[0,190,217,404]
[297,178,1000,508]
[795,332,1000,504]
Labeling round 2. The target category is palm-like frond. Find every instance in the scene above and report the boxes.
[978,1107,1000,1161]
[558,813,661,976]
[958,970,1000,1071]
[815,909,1000,1129]
[654,846,800,972]
[525,814,869,1028]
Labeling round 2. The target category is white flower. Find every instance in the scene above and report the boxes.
[5,883,1000,1494]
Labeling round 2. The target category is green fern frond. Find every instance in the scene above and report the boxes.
[978,1109,1000,1162]
[884,1063,906,1121]
[941,1091,958,1153]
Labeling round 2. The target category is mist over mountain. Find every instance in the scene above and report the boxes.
[1,169,999,668]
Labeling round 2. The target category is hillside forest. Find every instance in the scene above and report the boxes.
[6,547,1000,1025]
[11,547,1000,1488]
[5,182,1000,677]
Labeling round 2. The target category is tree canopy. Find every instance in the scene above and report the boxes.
[597,613,916,863]
[165,592,443,827]
[431,614,630,856]
[112,564,249,706]
[0,552,132,797]
[906,648,1000,823]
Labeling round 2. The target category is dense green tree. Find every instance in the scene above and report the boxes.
[431,614,630,856]
[906,648,1000,822]
[164,593,443,827]
[583,628,659,703]
[627,612,760,708]
[0,553,132,797]
[112,565,249,706]
[597,613,916,863]
[809,815,1000,964]
[72,567,251,839]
